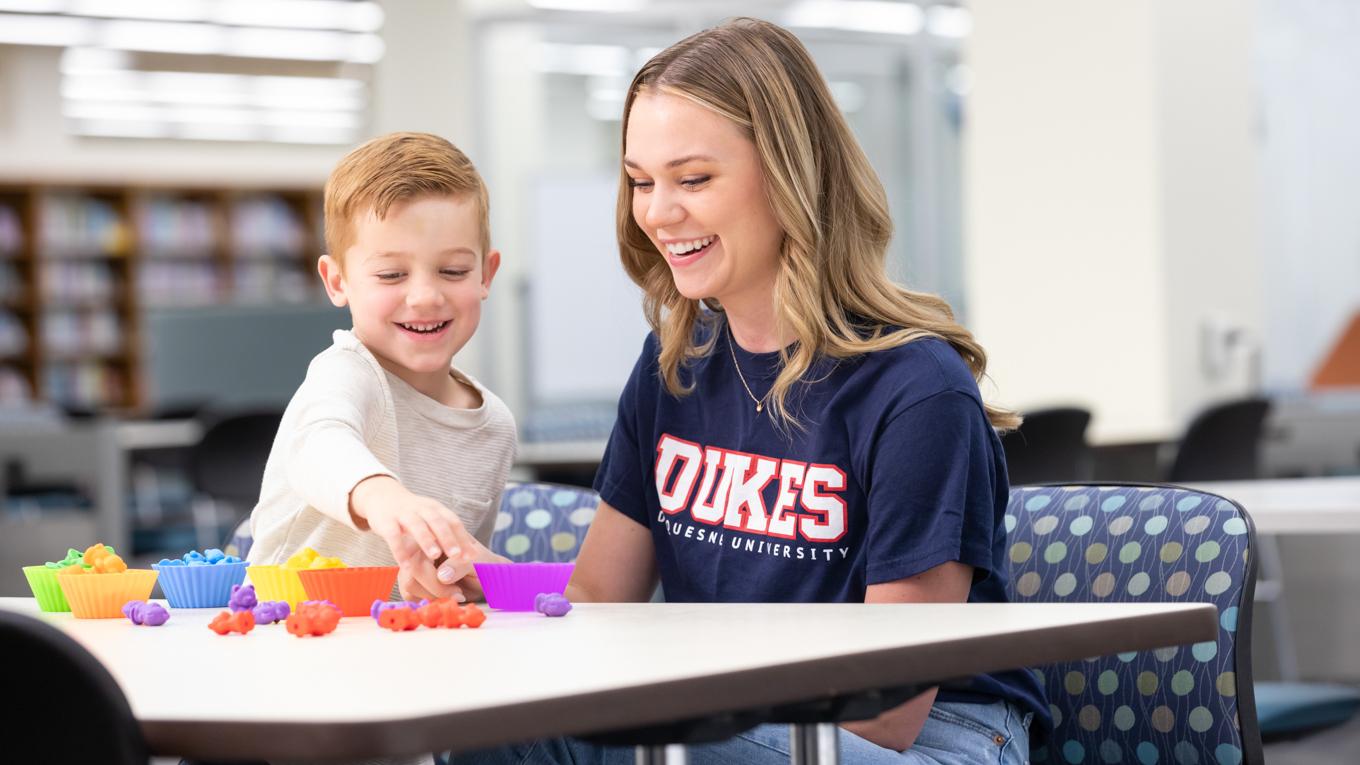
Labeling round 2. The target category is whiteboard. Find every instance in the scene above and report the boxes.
[527,174,650,404]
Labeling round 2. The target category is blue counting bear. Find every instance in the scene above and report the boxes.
[157,548,243,568]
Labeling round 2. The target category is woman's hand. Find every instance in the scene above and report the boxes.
[394,533,507,602]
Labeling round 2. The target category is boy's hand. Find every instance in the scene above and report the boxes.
[349,475,479,564]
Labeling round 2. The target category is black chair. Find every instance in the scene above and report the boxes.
[187,409,283,550]
[1166,397,1272,482]
[1000,407,1093,485]
[1,608,148,764]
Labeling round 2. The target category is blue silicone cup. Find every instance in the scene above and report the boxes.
[153,561,249,608]
[473,562,574,611]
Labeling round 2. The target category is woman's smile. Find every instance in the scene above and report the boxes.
[663,235,719,268]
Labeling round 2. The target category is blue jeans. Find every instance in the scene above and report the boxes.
[451,700,1032,765]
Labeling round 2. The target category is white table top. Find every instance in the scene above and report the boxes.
[1186,476,1360,534]
[2,598,1216,760]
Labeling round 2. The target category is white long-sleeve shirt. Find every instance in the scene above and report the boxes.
[247,329,517,568]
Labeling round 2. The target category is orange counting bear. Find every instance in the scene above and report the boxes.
[208,609,255,635]
[82,543,128,573]
[286,600,343,637]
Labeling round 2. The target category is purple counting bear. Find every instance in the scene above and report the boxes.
[252,600,290,625]
[370,599,428,621]
[534,592,572,617]
[228,583,258,612]
[122,600,170,626]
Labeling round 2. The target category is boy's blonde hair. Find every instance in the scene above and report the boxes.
[617,17,1020,431]
[324,132,491,264]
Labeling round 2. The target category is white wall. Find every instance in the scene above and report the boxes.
[964,0,1262,443]
[1156,1,1263,423]
[964,1,1170,442]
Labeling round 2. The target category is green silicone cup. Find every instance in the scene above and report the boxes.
[23,565,72,612]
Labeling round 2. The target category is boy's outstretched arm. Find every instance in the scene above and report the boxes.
[349,474,481,564]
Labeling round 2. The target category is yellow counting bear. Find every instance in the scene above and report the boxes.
[284,547,346,570]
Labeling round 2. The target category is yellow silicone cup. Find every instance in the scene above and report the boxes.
[23,566,71,612]
[57,569,158,619]
[247,565,308,607]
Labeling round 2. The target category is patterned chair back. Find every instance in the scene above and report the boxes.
[1005,484,1262,765]
[490,482,599,562]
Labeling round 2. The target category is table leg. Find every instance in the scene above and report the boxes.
[634,744,687,764]
[789,722,839,765]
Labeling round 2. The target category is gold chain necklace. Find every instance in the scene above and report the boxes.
[727,324,772,413]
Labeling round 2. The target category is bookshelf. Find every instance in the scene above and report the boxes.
[0,183,325,412]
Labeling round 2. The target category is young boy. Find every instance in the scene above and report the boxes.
[247,132,515,601]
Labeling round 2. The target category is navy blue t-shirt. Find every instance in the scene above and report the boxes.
[594,320,1050,740]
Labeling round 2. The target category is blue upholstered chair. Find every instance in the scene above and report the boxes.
[1005,484,1263,765]
[489,482,600,562]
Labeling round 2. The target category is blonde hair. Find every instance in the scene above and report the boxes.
[324,131,491,264]
[617,17,1019,431]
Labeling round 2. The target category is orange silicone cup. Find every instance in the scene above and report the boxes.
[296,566,398,617]
[57,569,159,619]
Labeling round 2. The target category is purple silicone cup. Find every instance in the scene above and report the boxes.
[153,561,248,608]
[473,562,574,611]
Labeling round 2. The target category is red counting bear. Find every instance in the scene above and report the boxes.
[377,607,421,632]
[208,609,255,635]
[286,600,343,637]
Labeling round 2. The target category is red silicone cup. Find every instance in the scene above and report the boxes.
[473,562,575,611]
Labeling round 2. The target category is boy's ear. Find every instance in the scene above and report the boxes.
[318,254,349,308]
[480,249,502,300]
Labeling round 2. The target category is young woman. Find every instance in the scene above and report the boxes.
[461,17,1046,764]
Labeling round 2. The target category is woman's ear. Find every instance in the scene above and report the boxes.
[318,254,349,308]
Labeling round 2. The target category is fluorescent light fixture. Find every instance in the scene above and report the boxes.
[537,42,629,77]
[64,99,361,142]
[70,0,207,22]
[60,46,131,72]
[19,0,382,31]
[211,0,384,33]
[527,0,645,11]
[785,0,923,36]
[64,69,367,110]
[0,12,91,45]
[99,19,222,54]
[68,118,169,138]
[0,0,66,11]
[927,5,971,38]
[63,100,162,122]
[230,27,383,63]
[6,6,383,62]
